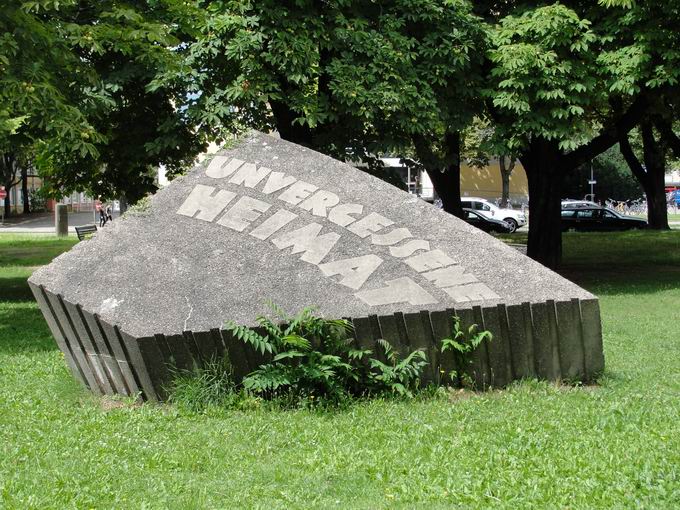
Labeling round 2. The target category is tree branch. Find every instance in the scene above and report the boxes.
[618,131,648,190]
[655,118,680,159]
[561,93,649,171]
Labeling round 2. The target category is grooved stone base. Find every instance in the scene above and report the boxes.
[30,281,604,401]
[27,132,605,401]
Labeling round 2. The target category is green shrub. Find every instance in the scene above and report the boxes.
[368,339,428,397]
[225,305,428,405]
[122,195,152,218]
[167,307,492,410]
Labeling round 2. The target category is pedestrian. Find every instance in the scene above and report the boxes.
[106,204,113,223]
[99,205,107,227]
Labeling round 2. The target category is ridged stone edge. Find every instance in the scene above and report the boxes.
[29,281,605,401]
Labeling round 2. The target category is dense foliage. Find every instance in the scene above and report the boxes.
[2,0,680,264]
[224,306,428,405]
[159,0,487,213]
[1,0,206,213]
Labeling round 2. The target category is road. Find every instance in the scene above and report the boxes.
[0,210,677,235]
[0,211,119,234]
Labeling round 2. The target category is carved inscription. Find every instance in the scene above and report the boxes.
[177,157,499,306]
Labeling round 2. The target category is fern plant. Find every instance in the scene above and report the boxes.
[224,305,428,405]
[440,316,493,389]
[225,305,361,403]
[367,339,428,397]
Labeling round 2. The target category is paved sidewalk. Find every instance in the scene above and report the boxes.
[0,211,119,234]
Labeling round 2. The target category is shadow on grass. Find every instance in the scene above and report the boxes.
[0,275,38,301]
[559,266,680,296]
[497,230,680,296]
[0,302,57,354]
[0,235,77,266]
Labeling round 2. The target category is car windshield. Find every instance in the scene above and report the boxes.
[602,207,621,219]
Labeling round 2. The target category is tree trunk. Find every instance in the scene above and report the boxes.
[438,131,464,218]
[499,155,515,208]
[513,94,648,268]
[656,118,680,159]
[640,123,669,230]
[21,165,29,214]
[521,139,563,269]
[620,124,670,230]
[426,166,463,217]
[644,168,669,229]
[269,99,315,147]
[413,132,464,218]
[1,153,19,218]
[119,194,128,215]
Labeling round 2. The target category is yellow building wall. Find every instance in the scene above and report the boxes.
[460,160,528,204]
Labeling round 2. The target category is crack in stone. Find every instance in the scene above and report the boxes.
[183,297,193,331]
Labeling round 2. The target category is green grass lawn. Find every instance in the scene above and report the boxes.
[1,232,679,509]
[628,212,680,223]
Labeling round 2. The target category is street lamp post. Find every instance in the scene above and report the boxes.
[587,162,597,202]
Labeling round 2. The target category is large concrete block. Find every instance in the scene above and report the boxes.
[29,132,604,399]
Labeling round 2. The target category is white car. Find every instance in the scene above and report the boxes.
[460,197,527,233]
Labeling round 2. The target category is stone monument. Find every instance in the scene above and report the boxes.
[29,132,604,400]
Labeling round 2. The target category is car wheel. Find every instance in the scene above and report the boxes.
[504,218,518,233]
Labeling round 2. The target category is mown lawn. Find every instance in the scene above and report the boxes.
[1,232,679,509]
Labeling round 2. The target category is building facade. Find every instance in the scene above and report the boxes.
[380,157,529,206]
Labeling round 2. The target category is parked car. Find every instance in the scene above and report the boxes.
[671,189,680,207]
[463,208,513,234]
[561,207,647,232]
[460,197,526,233]
[561,199,600,209]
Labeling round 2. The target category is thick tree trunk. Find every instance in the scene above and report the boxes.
[413,132,463,218]
[270,99,315,147]
[620,124,669,230]
[438,131,464,218]
[513,94,648,268]
[521,139,563,269]
[499,155,515,208]
[21,165,29,214]
[656,119,680,158]
[644,170,669,229]
[426,166,463,217]
[640,123,669,230]
[119,195,128,215]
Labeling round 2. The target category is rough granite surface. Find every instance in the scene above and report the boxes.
[30,132,594,338]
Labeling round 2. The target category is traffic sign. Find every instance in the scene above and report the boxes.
[0,186,6,200]
[588,180,597,185]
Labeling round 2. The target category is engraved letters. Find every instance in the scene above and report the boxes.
[176,157,499,306]
[176,184,236,222]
